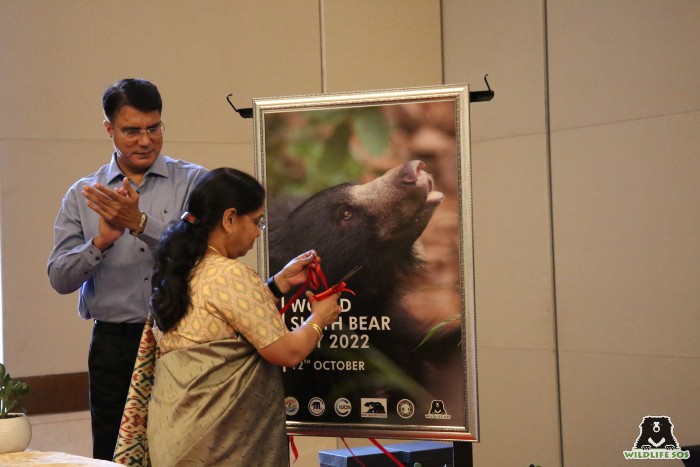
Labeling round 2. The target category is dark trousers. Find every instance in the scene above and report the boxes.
[88,321,144,460]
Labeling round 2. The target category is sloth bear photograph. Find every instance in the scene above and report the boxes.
[268,159,465,423]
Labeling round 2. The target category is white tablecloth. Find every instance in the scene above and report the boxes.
[0,451,119,466]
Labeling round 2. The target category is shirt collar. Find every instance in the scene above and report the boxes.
[106,153,168,185]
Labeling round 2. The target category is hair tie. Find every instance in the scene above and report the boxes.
[180,211,199,225]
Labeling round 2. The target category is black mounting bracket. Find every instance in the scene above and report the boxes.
[469,74,494,102]
[226,94,253,119]
[227,74,494,119]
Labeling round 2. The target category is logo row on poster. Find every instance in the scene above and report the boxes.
[285,396,453,420]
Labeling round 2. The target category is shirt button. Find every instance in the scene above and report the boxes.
[144,277,149,282]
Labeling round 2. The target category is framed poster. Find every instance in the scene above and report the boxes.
[253,84,478,441]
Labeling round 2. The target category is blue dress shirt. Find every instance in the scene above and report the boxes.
[48,153,207,322]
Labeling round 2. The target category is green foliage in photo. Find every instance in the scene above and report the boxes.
[264,105,391,201]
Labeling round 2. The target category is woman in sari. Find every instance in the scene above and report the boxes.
[147,167,341,466]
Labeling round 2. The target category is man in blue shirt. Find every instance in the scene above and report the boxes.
[47,78,207,460]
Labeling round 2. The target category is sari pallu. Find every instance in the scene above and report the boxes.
[113,317,156,466]
[147,338,289,466]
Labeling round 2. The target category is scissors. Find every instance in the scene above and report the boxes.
[309,265,362,302]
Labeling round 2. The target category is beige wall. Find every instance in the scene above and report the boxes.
[0,0,440,374]
[444,0,700,466]
[1,0,698,466]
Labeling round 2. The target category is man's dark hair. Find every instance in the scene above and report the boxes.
[102,78,162,122]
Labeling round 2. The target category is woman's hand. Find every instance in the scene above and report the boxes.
[273,250,318,293]
[258,289,341,368]
[307,290,342,328]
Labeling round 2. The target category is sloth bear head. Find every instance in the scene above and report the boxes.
[634,416,679,450]
[269,160,443,312]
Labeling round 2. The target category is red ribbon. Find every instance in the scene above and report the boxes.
[338,437,404,467]
[278,256,355,314]
[368,438,404,466]
[340,437,366,467]
[291,436,404,466]
[289,436,299,463]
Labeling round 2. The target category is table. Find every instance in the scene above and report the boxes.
[0,451,119,466]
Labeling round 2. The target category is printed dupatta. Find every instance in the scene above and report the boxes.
[113,315,157,466]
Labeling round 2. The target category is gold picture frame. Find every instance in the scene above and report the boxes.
[253,84,478,442]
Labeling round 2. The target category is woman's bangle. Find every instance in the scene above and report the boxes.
[303,321,323,340]
[266,276,284,299]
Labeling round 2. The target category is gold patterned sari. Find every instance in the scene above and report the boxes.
[147,338,288,466]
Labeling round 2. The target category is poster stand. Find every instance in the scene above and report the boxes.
[454,440,474,467]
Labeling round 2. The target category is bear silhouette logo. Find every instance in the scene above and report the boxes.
[622,416,690,460]
[360,398,388,418]
[364,401,385,414]
[429,400,446,415]
[633,416,679,450]
[425,399,452,420]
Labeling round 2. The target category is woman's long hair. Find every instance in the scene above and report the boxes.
[151,168,265,332]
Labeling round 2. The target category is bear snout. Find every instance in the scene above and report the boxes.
[394,160,444,204]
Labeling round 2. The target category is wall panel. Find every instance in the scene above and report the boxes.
[323,0,442,92]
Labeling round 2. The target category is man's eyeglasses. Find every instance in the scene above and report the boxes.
[118,123,165,140]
